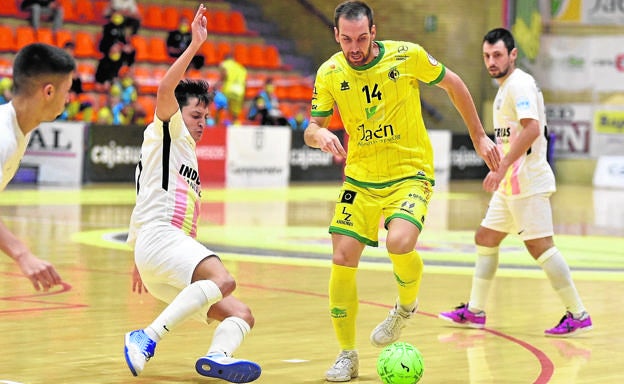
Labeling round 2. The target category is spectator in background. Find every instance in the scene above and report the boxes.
[219,54,247,124]
[99,10,136,64]
[105,0,141,35]
[167,15,205,71]
[288,105,309,130]
[247,77,288,126]
[60,41,94,122]
[20,0,64,31]
[95,42,133,92]
[0,77,13,104]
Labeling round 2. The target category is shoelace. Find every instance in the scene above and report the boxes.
[333,355,354,370]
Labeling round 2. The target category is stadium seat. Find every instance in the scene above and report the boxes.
[77,62,96,91]
[247,44,266,69]
[180,7,195,24]
[130,35,150,62]
[0,0,20,17]
[75,0,96,23]
[36,28,55,46]
[136,95,156,124]
[211,10,230,34]
[232,43,250,67]
[162,6,180,27]
[0,57,12,77]
[229,11,247,35]
[201,41,219,66]
[55,29,74,48]
[57,0,78,22]
[133,66,157,94]
[147,37,170,63]
[216,41,231,62]
[15,26,36,50]
[264,45,281,69]
[142,5,164,29]
[73,31,98,58]
[0,25,16,53]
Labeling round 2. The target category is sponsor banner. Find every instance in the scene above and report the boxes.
[21,121,86,186]
[197,127,227,185]
[536,35,624,92]
[83,124,143,182]
[289,129,345,182]
[429,130,452,185]
[593,156,624,189]
[535,35,591,92]
[546,104,593,157]
[592,108,624,156]
[552,0,624,25]
[226,126,292,188]
[450,133,489,180]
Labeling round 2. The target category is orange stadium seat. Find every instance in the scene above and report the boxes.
[247,44,266,69]
[55,29,74,48]
[264,45,281,69]
[216,41,231,62]
[136,95,156,123]
[0,0,20,17]
[75,0,96,23]
[77,62,96,91]
[211,10,230,34]
[0,25,16,53]
[232,43,250,67]
[15,26,36,50]
[0,57,12,77]
[133,66,157,94]
[162,6,180,27]
[57,0,78,22]
[200,41,219,66]
[180,7,195,23]
[147,37,170,63]
[142,5,164,29]
[73,31,98,58]
[36,28,55,46]
[229,11,247,35]
[131,35,150,62]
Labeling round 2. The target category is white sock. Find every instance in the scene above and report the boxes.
[207,316,250,357]
[469,246,499,312]
[146,280,222,341]
[537,247,586,315]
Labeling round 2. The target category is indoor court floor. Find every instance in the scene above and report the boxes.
[0,181,623,383]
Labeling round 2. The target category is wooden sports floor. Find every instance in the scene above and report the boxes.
[1,181,623,384]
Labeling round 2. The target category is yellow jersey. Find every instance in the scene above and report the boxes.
[311,40,445,187]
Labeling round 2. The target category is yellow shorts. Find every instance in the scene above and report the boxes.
[329,178,433,246]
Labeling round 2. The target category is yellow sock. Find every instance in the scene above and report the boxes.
[329,264,358,350]
[389,250,423,308]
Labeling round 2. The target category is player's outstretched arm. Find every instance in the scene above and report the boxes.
[0,219,62,291]
[436,68,501,171]
[155,4,208,122]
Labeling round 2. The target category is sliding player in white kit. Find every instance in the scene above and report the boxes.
[123,5,261,382]
[439,28,592,337]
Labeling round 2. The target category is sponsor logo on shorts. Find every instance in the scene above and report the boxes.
[341,190,357,204]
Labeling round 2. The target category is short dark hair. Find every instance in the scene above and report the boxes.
[483,28,515,53]
[334,1,373,30]
[174,79,213,108]
[12,43,76,96]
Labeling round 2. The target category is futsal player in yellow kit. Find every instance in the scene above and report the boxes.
[303,1,500,381]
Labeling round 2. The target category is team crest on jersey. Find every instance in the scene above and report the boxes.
[340,80,350,91]
[388,67,400,82]
[427,53,438,66]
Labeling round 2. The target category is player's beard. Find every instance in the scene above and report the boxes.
[346,42,373,67]
[489,63,510,79]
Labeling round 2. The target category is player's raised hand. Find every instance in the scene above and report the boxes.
[191,4,208,44]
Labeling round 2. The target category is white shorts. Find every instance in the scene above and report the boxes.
[134,225,216,306]
[481,192,554,241]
